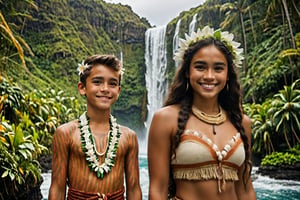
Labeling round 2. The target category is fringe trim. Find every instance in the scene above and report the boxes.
[172,165,239,181]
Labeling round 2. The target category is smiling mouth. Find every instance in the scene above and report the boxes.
[201,83,215,89]
[96,96,112,99]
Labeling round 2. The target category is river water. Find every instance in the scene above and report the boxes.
[41,155,300,200]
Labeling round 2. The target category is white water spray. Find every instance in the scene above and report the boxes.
[142,26,168,154]
[173,19,182,67]
[189,13,198,34]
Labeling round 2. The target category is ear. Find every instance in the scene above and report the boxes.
[117,86,121,97]
[78,82,86,96]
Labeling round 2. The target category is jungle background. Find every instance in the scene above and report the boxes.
[0,0,299,199]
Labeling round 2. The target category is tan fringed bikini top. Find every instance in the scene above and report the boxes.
[171,130,245,193]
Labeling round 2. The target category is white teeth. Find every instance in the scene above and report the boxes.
[202,84,214,88]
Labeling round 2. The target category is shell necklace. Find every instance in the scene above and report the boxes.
[191,105,226,135]
[79,112,121,179]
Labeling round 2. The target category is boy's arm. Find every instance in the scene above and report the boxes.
[48,125,70,200]
[124,129,142,200]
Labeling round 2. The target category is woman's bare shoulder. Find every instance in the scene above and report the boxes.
[242,114,252,137]
[153,104,180,120]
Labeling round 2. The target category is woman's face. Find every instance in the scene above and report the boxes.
[188,45,228,102]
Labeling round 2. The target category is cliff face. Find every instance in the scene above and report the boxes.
[15,0,150,133]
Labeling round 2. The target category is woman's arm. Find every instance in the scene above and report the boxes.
[148,106,177,200]
[235,115,257,200]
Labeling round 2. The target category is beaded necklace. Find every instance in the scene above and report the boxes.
[191,105,226,134]
[79,112,121,178]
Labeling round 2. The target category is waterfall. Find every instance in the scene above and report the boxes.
[173,19,181,67]
[189,13,198,34]
[142,26,168,154]
[120,50,123,63]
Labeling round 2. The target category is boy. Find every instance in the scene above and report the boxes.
[48,54,142,200]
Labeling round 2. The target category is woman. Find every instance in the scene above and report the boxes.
[148,26,256,200]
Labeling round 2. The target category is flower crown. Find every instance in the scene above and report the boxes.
[77,60,125,77]
[173,26,244,68]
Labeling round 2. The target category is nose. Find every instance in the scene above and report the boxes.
[100,82,109,91]
[204,68,215,80]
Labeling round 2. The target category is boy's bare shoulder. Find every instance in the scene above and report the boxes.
[55,119,78,135]
[119,125,136,137]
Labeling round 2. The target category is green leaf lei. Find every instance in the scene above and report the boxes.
[79,112,121,178]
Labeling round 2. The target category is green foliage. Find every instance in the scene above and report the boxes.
[245,79,300,158]
[244,100,275,155]
[0,73,84,198]
[1,0,150,131]
[269,79,300,149]
[261,146,300,166]
[0,118,44,199]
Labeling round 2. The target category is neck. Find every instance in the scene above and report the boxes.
[192,101,220,115]
[86,108,111,123]
[192,95,220,114]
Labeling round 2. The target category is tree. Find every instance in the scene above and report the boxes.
[270,79,300,149]
[251,101,275,155]
[220,0,248,73]
[264,0,297,81]
[0,0,37,73]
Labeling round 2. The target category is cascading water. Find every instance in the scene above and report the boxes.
[173,19,182,68]
[142,26,168,154]
[189,13,198,34]
[120,50,123,63]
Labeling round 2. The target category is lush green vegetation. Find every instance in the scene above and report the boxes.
[0,76,82,199]
[1,0,150,132]
[261,145,300,166]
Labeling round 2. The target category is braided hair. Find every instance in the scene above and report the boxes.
[164,38,252,198]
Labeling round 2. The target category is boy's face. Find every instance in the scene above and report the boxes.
[78,64,121,111]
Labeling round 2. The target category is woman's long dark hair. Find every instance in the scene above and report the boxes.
[164,38,252,198]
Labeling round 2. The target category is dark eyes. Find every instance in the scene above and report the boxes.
[214,66,224,71]
[194,65,225,72]
[195,64,205,70]
[109,81,118,87]
[92,79,118,87]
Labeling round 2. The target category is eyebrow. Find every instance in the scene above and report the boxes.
[192,60,226,66]
[91,76,119,82]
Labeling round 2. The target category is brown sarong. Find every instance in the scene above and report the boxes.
[67,186,125,200]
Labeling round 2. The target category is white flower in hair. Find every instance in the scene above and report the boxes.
[173,26,244,68]
[77,60,90,75]
[120,66,125,77]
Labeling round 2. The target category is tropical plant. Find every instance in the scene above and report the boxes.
[249,100,275,155]
[0,0,37,72]
[0,74,83,198]
[269,79,300,149]
[261,145,300,166]
[279,32,300,80]
[0,119,44,199]
[0,76,24,123]
[220,0,248,72]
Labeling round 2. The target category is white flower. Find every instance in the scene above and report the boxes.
[77,60,90,75]
[173,25,244,68]
[120,67,125,77]
[79,111,121,179]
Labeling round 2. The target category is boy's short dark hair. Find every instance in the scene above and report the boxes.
[80,54,123,85]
